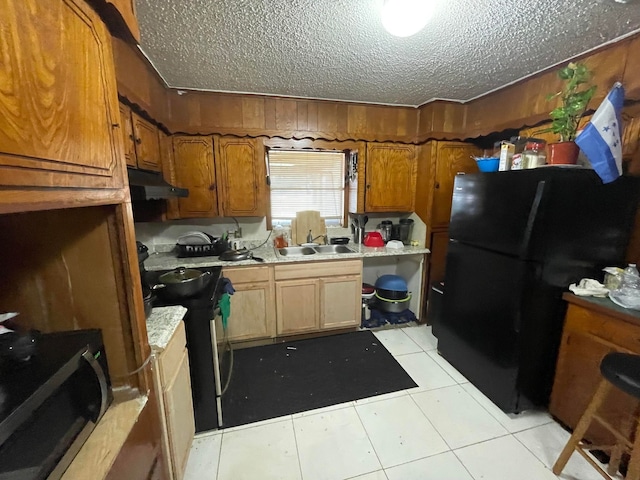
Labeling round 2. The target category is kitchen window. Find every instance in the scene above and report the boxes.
[268,150,346,225]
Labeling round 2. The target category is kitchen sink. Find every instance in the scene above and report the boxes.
[277,246,317,256]
[313,245,355,254]
[277,245,355,257]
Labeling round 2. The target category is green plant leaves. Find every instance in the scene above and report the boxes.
[545,63,596,143]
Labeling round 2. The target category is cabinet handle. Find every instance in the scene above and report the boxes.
[129,134,135,141]
[209,184,216,191]
[135,137,142,144]
[435,182,440,189]
[366,184,371,189]
[111,123,120,128]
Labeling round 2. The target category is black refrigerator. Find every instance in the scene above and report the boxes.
[436,168,639,413]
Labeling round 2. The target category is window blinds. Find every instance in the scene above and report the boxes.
[268,150,345,221]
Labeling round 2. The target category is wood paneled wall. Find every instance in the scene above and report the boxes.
[113,32,640,144]
[166,92,418,142]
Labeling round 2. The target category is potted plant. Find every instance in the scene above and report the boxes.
[540,62,596,164]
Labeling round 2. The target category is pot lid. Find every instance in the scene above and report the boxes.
[159,267,203,283]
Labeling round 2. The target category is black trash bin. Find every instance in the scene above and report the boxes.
[427,281,445,337]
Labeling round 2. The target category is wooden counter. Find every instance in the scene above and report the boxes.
[549,293,640,445]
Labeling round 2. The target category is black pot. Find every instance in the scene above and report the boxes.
[151,266,212,300]
[376,287,408,300]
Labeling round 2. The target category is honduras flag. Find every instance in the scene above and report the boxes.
[576,82,624,184]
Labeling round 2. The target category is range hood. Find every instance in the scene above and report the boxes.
[127,168,189,201]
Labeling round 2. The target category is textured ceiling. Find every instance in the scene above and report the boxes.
[136,0,640,107]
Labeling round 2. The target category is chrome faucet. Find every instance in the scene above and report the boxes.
[306,230,326,244]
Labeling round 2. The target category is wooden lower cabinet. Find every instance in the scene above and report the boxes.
[221,266,276,341]
[274,260,362,336]
[276,278,320,335]
[152,321,195,480]
[320,275,362,330]
[549,294,640,446]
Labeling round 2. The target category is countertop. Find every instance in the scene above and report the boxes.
[563,292,640,326]
[145,305,187,351]
[144,243,430,271]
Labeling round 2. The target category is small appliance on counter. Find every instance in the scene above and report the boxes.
[351,214,368,244]
[0,329,112,479]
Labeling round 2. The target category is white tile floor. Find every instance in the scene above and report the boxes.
[184,323,615,480]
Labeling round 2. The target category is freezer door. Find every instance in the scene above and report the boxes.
[438,241,533,412]
[448,171,546,257]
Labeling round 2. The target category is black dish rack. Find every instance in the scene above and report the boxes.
[176,241,228,258]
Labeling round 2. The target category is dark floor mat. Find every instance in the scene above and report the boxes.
[220,330,417,429]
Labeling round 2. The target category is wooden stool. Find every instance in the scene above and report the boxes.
[553,352,640,479]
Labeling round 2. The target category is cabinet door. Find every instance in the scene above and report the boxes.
[163,350,195,480]
[132,112,161,172]
[216,137,266,217]
[320,275,361,330]
[0,0,123,195]
[431,142,481,227]
[172,136,218,218]
[224,282,275,341]
[119,103,137,168]
[549,306,640,446]
[365,143,416,212]
[159,131,181,220]
[276,279,319,335]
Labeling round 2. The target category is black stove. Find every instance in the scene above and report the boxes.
[145,266,224,433]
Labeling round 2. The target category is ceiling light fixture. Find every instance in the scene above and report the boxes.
[381,0,435,37]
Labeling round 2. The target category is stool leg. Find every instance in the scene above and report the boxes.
[608,409,637,476]
[626,417,640,480]
[553,379,612,476]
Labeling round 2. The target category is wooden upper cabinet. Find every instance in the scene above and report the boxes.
[119,103,137,168]
[430,142,480,227]
[0,0,124,207]
[365,143,417,212]
[131,112,161,172]
[104,0,141,42]
[215,136,266,217]
[172,136,218,218]
[118,103,161,172]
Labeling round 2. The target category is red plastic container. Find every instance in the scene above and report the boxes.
[363,232,385,247]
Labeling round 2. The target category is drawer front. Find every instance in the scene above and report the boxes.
[275,259,362,281]
[223,265,271,284]
[565,304,640,354]
[159,321,187,386]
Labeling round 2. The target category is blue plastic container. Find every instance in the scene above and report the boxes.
[375,274,408,292]
[475,157,500,172]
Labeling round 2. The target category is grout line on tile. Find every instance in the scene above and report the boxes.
[406,389,456,453]
[353,403,386,474]
[450,445,481,480]
[215,428,223,480]
[289,416,304,480]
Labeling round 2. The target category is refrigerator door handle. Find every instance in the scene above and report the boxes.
[520,181,546,258]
